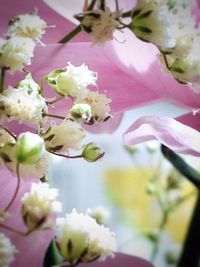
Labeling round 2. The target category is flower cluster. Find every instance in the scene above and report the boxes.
[21,182,62,231]
[55,209,117,264]
[75,7,122,45]
[0,11,46,73]
[0,10,114,267]
[130,0,200,93]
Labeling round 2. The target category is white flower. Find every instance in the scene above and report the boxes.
[69,103,92,123]
[0,85,47,126]
[75,91,111,124]
[0,128,15,147]
[0,233,17,267]
[7,13,47,41]
[0,36,35,72]
[21,182,62,231]
[87,207,110,225]
[45,63,97,98]
[0,143,49,179]
[43,120,85,152]
[55,209,117,263]
[80,8,121,45]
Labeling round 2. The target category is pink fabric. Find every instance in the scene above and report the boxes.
[123,115,200,156]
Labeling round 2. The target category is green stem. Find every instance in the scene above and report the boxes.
[49,151,83,159]
[122,10,133,18]
[162,52,171,71]
[99,0,105,10]
[58,25,82,44]
[43,113,65,120]
[0,67,6,93]
[150,210,168,262]
[161,145,200,189]
[88,0,97,10]
[4,163,20,211]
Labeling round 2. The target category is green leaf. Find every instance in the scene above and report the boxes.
[43,240,63,267]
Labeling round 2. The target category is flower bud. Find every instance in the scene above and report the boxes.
[70,103,92,122]
[16,132,45,164]
[44,63,97,98]
[21,182,62,231]
[82,143,105,162]
[87,207,110,225]
[55,209,117,264]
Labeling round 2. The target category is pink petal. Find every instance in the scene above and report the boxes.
[177,112,200,131]
[26,43,159,113]
[0,167,53,267]
[191,0,200,25]
[80,252,153,267]
[123,116,200,156]
[106,29,200,109]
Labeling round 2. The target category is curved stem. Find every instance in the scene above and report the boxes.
[59,25,82,44]
[43,113,65,120]
[4,163,21,211]
[46,96,64,105]
[0,67,6,93]
[49,151,83,159]
[150,211,168,262]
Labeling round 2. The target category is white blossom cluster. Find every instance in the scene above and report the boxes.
[0,233,17,267]
[130,0,200,93]
[55,209,117,264]
[79,7,121,45]
[0,84,47,126]
[0,11,46,72]
[21,182,62,231]
[43,119,85,153]
[0,10,115,267]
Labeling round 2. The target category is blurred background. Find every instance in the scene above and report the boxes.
[49,101,199,267]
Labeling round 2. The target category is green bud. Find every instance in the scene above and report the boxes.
[165,250,179,264]
[16,132,45,164]
[146,183,157,195]
[16,73,41,94]
[70,103,91,122]
[82,142,105,162]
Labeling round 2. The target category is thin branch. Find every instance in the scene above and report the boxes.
[58,25,82,44]
[4,163,21,211]
[43,113,65,120]
[0,67,6,93]
[88,0,97,10]
[49,151,83,159]
[46,96,64,105]
[115,0,119,12]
